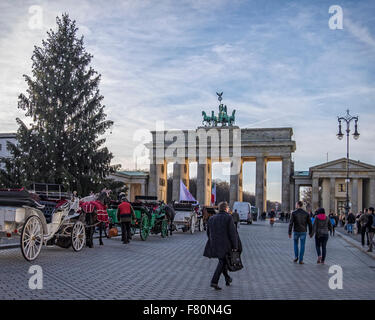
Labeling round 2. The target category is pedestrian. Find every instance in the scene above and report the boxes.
[288,201,312,264]
[334,213,339,230]
[365,207,375,252]
[203,201,238,290]
[280,211,285,222]
[232,209,240,229]
[359,208,370,247]
[356,211,362,234]
[347,212,356,234]
[117,197,135,244]
[285,212,290,223]
[310,208,332,264]
[329,212,336,236]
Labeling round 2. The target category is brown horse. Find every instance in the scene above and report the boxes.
[80,191,110,247]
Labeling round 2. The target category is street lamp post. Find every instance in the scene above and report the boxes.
[337,109,360,217]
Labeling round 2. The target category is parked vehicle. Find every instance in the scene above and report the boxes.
[172,201,203,233]
[232,202,254,224]
[130,196,169,241]
[0,188,86,261]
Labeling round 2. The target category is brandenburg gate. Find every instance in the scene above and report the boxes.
[146,93,296,213]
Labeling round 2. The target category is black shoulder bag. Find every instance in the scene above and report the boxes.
[226,250,243,272]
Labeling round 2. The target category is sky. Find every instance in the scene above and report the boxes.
[0,0,375,201]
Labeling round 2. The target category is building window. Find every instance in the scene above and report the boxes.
[338,184,346,192]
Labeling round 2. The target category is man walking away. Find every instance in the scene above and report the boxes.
[288,201,312,264]
[117,197,135,244]
[359,209,370,247]
[232,209,240,229]
[310,208,332,264]
[365,207,375,252]
[203,202,238,290]
[347,212,356,234]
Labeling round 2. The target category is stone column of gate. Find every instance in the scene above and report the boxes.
[294,184,299,205]
[148,163,157,197]
[141,182,146,197]
[156,160,167,202]
[312,177,319,211]
[172,159,189,202]
[351,178,359,214]
[229,158,242,208]
[256,156,267,214]
[369,177,375,208]
[197,158,212,206]
[281,155,292,213]
[329,178,336,214]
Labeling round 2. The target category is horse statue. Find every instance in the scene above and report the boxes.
[202,111,211,126]
[218,104,229,126]
[80,190,111,247]
[228,109,236,126]
[210,111,218,126]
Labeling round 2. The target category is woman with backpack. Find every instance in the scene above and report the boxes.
[329,212,336,236]
[310,208,333,264]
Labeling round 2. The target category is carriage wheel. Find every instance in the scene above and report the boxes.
[190,215,196,234]
[140,214,149,241]
[71,221,86,252]
[161,219,168,238]
[198,218,204,232]
[21,215,44,262]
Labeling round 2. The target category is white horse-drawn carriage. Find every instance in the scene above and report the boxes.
[0,188,86,261]
[172,201,204,234]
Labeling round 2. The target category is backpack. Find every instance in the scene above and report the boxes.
[372,214,375,229]
[330,217,335,227]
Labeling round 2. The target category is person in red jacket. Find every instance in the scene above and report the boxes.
[117,197,135,244]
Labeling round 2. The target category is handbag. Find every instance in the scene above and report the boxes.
[226,250,243,272]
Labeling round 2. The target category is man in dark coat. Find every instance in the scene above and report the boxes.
[203,201,238,290]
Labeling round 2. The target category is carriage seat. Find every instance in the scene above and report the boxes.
[39,201,59,224]
[0,189,45,208]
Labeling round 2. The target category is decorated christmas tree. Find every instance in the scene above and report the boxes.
[0,13,119,195]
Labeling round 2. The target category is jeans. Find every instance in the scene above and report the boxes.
[347,224,353,233]
[211,258,230,285]
[315,235,329,262]
[293,232,307,262]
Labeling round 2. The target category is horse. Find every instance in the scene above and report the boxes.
[229,109,236,125]
[202,111,211,126]
[164,203,176,235]
[80,190,111,247]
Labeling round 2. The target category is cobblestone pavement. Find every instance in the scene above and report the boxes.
[1,221,374,300]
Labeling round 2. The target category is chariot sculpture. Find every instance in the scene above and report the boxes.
[201,92,236,127]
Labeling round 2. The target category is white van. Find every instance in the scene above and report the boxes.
[232,202,253,224]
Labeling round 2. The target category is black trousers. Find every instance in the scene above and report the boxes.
[361,227,369,246]
[121,222,131,242]
[315,235,329,262]
[211,258,230,285]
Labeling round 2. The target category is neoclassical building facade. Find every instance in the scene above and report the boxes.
[293,158,375,214]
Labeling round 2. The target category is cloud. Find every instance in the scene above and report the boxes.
[0,0,374,185]
[345,18,375,50]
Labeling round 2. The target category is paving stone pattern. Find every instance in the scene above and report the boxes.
[0,221,374,300]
